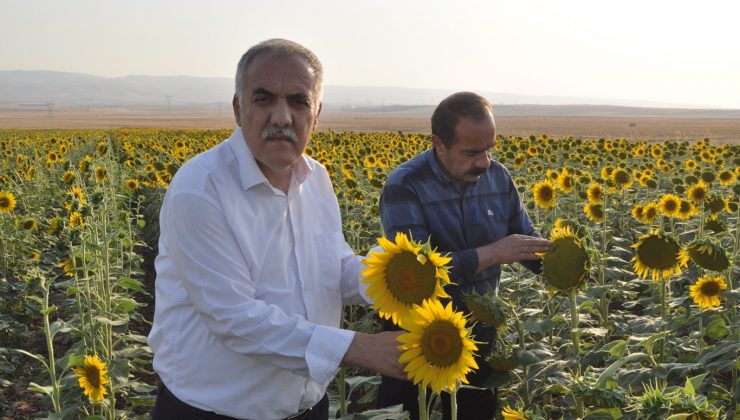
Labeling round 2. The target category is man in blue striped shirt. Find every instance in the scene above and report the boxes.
[377,92,549,420]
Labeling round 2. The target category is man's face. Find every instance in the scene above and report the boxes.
[433,115,495,186]
[233,54,322,175]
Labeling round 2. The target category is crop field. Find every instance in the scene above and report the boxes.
[0,128,738,419]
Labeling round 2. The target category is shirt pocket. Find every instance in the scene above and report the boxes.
[313,232,344,292]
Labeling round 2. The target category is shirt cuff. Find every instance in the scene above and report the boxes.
[306,325,355,385]
[452,249,479,282]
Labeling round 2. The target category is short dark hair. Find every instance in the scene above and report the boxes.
[235,39,323,105]
[431,92,494,148]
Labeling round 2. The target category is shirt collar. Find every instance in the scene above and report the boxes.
[227,127,313,191]
[425,148,453,186]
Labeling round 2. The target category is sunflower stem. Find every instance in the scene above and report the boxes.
[516,316,530,405]
[450,381,459,420]
[418,384,429,420]
[659,277,667,363]
[569,290,580,366]
[338,367,347,417]
[41,276,62,413]
[569,288,584,418]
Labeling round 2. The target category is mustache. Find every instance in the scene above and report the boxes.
[262,126,298,143]
[466,167,487,176]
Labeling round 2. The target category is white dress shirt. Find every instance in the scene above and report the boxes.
[148,128,365,419]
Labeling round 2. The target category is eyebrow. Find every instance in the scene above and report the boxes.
[251,87,311,102]
[462,145,493,153]
[251,87,274,97]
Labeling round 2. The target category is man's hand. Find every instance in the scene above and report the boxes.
[477,234,551,271]
[341,331,407,380]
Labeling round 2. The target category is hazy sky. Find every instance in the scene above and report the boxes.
[2,0,739,108]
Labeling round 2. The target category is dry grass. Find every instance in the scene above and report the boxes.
[1,105,738,144]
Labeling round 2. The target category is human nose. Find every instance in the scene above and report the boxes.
[270,99,292,127]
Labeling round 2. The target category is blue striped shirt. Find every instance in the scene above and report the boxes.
[379,148,541,299]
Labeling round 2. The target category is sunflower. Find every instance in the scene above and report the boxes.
[658,194,681,217]
[0,191,16,213]
[611,168,632,190]
[586,183,604,204]
[531,180,557,209]
[705,195,727,214]
[583,203,605,223]
[600,166,614,181]
[704,218,725,234]
[69,211,84,229]
[62,170,75,184]
[686,180,709,203]
[557,169,574,193]
[631,205,644,222]
[501,405,528,420]
[68,186,86,205]
[717,170,735,186]
[397,300,478,394]
[60,258,82,277]
[47,216,61,235]
[94,166,107,183]
[675,199,697,220]
[680,241,729,272]
[362,233,451,326]
[74,354,109,402]
[641,202,658,224]
[684,159,698,170]
[689,275,728,309]
[125,179,139,192]
[631,230,688,281]
[22,218,38,231]
[541,226,589,290]
[463,291,509,331]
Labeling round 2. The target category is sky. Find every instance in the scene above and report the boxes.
[2,0,739,109]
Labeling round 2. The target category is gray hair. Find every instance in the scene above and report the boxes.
[235,39,323,106]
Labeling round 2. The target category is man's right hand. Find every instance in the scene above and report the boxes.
[341,331,407,380]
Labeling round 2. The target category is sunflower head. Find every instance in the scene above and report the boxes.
[631,230,688,281]
[583,203,605,223]
[532,180,557,209]
[686,180,709,203]
[658,194,681,217]
[74,354,109,402]
[676,199,697,220]
[689,274,728,309]
[462,290,510,331]
[703,219,726,234]
[704,195,727,214]
[125,179,139,192]
[362,233,451,327]
[611,168,632,189]
[397,300,478,394]
[501,405,528,420]
[0,191,17,213]
[586,183,604,204]
[681,241,729,272]
[94,166,107,183]
[485,347,521,372]
[542,226,589,290]
[557,169,574,193]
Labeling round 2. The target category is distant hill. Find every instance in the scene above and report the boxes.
[1,70,739,117]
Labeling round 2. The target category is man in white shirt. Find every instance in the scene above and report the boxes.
[148,39,406,420]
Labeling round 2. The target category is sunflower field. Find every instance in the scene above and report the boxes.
[0,128,738,419]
